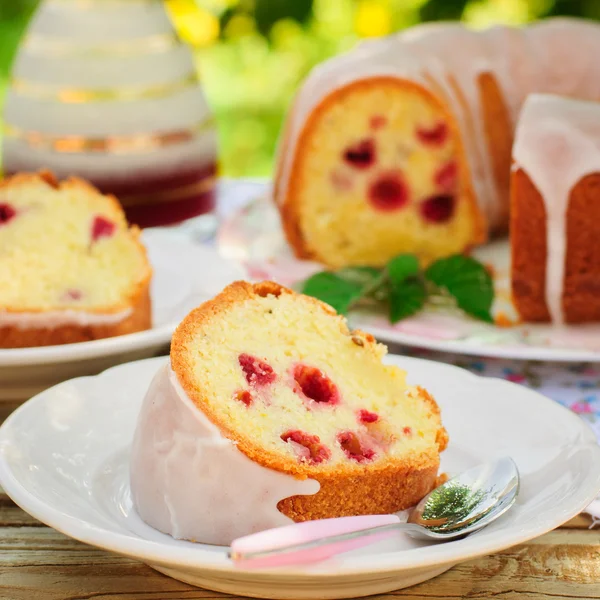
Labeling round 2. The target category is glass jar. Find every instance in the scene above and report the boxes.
[2,0,218,234]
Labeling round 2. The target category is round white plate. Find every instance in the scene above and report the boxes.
[217,194,600,362]
[1,355,599,599]
[0,230,245,402]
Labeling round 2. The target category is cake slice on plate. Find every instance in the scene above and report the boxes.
[0,171,152,348]
[130,281,448,545]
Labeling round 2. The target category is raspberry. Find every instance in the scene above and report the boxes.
[234,390,253,407]
[370,115,388,130]
[403,426,413,436]
[416,122,449,146]
[343,139,376,170]
[357,409,379,424]
[238,354,276,386]
[91,216,116,241]
[62,289,83,302]
[0,203,16,225]
[420,195,455,223]
[337,431,376,463]
[368,172,409,212]
[281,430,331,465]
[435,161,458,191]
[293,365,340,406]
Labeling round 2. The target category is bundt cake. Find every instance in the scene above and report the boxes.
[274,18,600,270]
[0,171,152,348]
[511,94,600,324]
[130,281,448,545]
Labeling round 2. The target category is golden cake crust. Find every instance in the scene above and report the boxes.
[511,168,600,323]
[0,286,151,348]
[171,280,448,520]
[0,171,153,348]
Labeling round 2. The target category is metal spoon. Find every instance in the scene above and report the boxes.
[229,457,520,568]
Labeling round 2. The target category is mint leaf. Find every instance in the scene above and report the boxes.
[386,254,420,286]
[389,278,427,323]
[336,266,381,287]
[425,256,494,322]
[301,272,364,314]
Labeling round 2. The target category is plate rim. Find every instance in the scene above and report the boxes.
[362,324,600,363]
[0,235,245,366]
[1,355,599,578]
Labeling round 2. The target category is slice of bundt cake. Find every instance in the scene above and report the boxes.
[130,281,448,545]
[0,171,152,347]
[278,78,485,269]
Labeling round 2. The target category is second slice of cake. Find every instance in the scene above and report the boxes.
[0,171,152,347]
[131,281,448,544]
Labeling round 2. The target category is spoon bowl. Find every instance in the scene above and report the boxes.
[407,456,520,539]
[230,457,520,568]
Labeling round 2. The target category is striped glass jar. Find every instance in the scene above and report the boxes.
[2,0,218,230]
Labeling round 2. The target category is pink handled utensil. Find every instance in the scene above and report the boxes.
[229,458,519,569]
[229,514,401,569]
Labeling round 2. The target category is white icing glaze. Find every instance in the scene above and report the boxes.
[513,94,600,323]
[129,365,320,546]
[276,18,600,235]
[0,307,132,329]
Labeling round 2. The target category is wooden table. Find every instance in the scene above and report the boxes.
[1,483,599,600]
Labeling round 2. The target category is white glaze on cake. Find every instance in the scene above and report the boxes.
[513,94,600,323]
[0,307,132,330]
[276,18,600,233]
[130,364,320,546]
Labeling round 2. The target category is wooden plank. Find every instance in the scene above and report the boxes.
[1,525,600,600]
[0,400,22,425]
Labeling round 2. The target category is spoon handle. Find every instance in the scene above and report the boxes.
[229,514,422,569]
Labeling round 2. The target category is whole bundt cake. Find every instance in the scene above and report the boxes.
[274,17,600,323]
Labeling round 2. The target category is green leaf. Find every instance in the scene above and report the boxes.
[386,254,420,286]
[388,278,427,323]
[335,266,381,287]
[425,255,494,322]
[301,272,363,315]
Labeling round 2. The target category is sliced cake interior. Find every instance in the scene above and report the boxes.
[171,281,448,521]
[0,171,152,347]
[282,78,484,268]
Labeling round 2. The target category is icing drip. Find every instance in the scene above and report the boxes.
[0,307,132,329]
[276,18,600,235]
[513,94,600,323]
[129,365,320,546]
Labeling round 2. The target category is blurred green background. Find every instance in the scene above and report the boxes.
[1,0,598,177]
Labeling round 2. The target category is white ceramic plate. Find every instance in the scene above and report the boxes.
[1,355,599,599]
[0,231,245,402]
[217,194,600,362]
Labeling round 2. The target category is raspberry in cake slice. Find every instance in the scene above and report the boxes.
[0,171,152,347]
[167,281,448,524]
